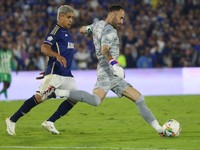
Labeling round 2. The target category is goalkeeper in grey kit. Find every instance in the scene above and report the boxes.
[43,4,165,136]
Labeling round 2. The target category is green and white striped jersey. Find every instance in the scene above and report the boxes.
[0,49,13,74]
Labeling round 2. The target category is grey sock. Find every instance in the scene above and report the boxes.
[134,95,156,125]
[69,90,101,106]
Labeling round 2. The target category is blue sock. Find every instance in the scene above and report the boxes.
[47,99,75,123]
[10,95,39,123]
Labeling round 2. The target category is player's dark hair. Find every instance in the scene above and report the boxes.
[108,4,124,13]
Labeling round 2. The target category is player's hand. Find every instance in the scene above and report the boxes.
[36,71,45,80]
[56,55,67,68]
[109,59,125,79]
[112,64,125,78]
[16,70,18,75]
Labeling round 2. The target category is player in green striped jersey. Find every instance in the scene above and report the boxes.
[0,40,18,101]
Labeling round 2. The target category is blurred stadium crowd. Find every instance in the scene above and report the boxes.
[0,0,200,71]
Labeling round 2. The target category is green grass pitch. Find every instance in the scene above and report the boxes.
[0,95,200,150]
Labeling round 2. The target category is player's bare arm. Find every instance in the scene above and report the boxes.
[101,45,113,62]
[80,25,92,34]
[41,43,67,67]
[80,26,87,34]
[102,46,124,79]
[36,71,45,80]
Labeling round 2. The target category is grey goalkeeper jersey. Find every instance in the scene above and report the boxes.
[89,20,119,76]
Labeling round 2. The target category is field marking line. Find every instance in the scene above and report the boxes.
[0,146,182,150]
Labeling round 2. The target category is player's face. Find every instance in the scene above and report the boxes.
[112,9,125,29]
[2,42,7,51]
[59,12,74,29]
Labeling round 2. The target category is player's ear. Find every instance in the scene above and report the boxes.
[59,14,63,20]
[110,12,115,19]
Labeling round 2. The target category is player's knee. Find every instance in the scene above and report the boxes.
[67,99,77,106]
[137,95,145,101]
[68,98,78,104]
[134,95,145,105]
[94,100,101,106]
[93,101,101,106]
[93,94,101,106]
[34,93,42,103]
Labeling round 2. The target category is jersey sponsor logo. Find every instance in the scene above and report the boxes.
[65,34,68,36]
[47,36,53,41]
[67,42,74,49]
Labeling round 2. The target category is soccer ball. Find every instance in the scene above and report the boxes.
[163,119,181,137]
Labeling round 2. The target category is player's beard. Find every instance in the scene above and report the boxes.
[112,15,118,29]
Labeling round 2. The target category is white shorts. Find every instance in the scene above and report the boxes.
[36,74,77,96]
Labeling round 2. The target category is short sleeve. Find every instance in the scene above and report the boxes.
[101,29,117,48]
[44,29,61,46]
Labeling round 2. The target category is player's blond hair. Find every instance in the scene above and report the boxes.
[57,5,74,21]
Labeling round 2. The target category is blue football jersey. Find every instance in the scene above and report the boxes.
[44,24,74,77]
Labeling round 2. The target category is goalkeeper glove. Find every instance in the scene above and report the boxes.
[109,59,125,79]
[85,25,92,33]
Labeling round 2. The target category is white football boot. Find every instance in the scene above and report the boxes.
[5,118,16,135]
[41,121,59,134]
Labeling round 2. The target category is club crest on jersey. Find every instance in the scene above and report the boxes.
[67,42,74,49]
[47,36,53,41]
[107,34,113,40]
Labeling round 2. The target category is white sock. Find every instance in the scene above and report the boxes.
[55,89,70,97]
[150,120,163,133]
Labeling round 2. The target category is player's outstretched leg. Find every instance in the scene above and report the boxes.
[123,86,164,136]
[134,95,164,136]
[43,87,101,106]
[6,95,39,135]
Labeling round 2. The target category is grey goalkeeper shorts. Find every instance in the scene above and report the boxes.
[94,74,132,98]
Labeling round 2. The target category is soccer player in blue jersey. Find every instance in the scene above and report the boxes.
[43,5,165,137]
[5,5,78,135]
